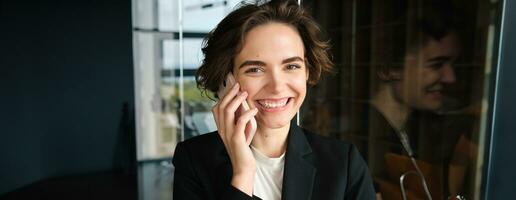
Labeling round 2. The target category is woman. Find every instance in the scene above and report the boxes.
[173,0,375,199]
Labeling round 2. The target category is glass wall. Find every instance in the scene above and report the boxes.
[301,0,500,199]
[132,0,242,161]
[132,1,242,199]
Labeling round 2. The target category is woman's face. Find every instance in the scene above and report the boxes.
[233,22,308,130]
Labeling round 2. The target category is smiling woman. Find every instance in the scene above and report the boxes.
[172,0,376,200]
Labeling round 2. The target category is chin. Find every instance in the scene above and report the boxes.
[419,102,442,111]
[257,114,295,129]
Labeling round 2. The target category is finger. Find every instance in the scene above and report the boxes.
[223,92,248,145]
[224,91,248,137]
[225,91,248,120]
[234,108,258,143]
[217,84,240,141]
[212,103,231,152]
[245,118,257,145]
[218,83,240,111]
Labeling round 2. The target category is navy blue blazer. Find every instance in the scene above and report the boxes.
[172,123,376,200]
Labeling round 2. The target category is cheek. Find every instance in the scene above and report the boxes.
[403,69,427,91]
[425,71,441,84]
[292,78,307,96]
[238,79,261,97]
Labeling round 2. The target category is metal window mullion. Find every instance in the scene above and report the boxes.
[296,0,302,125]
[178,0,185,142]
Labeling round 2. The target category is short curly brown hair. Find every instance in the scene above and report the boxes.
[195,0,333,99]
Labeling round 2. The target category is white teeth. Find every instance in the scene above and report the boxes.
[258,98,289,109]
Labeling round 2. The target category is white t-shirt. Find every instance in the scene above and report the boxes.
[250,146,285,200]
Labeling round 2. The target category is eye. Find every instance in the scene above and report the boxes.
[244,67,264,74]
[428,61,445,69]
[286,64,301,70]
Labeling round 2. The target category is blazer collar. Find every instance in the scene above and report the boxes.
[281,122,316,200]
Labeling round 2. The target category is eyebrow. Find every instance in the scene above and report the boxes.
[282,56,305,64]
[238,56,305,69]
[426,56,453,63]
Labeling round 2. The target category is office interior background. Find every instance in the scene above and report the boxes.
[1,0,515,199]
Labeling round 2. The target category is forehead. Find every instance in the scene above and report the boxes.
[419,33,460,59]
[235,23,305,63]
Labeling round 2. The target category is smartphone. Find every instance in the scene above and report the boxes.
[217,73,257,143]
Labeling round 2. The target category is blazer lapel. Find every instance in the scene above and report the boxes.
[281,123,316,200]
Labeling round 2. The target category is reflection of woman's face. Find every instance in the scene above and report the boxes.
[395,33,459,111]
[233,22,308,130]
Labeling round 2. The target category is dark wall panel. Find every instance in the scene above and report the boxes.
[0,0,134,194]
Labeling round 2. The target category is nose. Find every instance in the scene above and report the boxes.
[441,64,456,84]
[266,69,286,93]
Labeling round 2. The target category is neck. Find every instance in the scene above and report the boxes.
[370,85,412,131]
[251,124,289,158]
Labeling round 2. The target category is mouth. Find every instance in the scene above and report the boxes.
[425,84,443,93]
[426,90,443,100]
[255,97,292,112]
[425,83,445,99]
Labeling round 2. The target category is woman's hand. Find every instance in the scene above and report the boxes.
[212,83,258,196]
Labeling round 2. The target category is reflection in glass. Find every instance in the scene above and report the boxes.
[301,0,499,199]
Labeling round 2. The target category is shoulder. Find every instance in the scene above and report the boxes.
[173,131,226,165]
[179,131,222,148]
[175,131,225,153]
